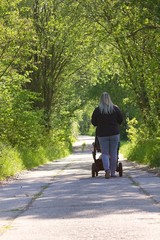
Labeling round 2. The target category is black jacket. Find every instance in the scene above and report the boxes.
[91,105,123,137]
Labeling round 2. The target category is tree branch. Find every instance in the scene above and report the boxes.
[129,25,160,37]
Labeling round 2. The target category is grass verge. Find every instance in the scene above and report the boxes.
[0,138,72,181]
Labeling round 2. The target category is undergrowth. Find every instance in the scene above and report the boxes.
[0,138,72,180]
[120,138,160,167]
[0,144,24,180]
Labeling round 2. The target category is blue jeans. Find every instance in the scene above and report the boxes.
[98,135,120,175]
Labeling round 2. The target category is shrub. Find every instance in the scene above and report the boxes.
[121,117,160,167]
[120,138,160,167]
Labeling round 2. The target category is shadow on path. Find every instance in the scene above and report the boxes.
[0,136,160,224]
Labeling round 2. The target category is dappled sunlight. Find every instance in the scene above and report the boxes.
[0,136,160,224]
[13,175,159,220]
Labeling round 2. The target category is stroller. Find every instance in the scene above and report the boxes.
[91,134,123,177]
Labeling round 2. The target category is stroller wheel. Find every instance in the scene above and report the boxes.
[118,162,123,177]
[92,163,96,177]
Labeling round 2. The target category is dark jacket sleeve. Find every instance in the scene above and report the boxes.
[91,108,98,126]
[115,106,123,124]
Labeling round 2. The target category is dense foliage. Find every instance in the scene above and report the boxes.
[0,0,159,179]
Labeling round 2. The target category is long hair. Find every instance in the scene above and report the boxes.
[99,92,114,114]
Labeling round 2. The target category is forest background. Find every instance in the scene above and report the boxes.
[0,0,159,180]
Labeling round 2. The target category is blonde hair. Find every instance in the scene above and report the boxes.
[99,92,114,114]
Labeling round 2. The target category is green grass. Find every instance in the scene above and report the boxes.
[0,138,71,180]
[120,138,160,167]
[1,136,159,180]
[20,139,71,169]
[0,144,24,180]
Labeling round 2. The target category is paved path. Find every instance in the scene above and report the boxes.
[0,136,160,240]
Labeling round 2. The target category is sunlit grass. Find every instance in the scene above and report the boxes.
[120,138,160,167]
[0,144,24,180]
[0,138,71,180]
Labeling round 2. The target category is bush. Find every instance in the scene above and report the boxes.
[121,117,160,167]
[120,138,160,167]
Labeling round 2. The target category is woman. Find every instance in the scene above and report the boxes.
[91,92,123,179]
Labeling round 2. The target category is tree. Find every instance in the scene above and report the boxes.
[0,0,44,146]
[82,0,160,137]
[22,0,98,131]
